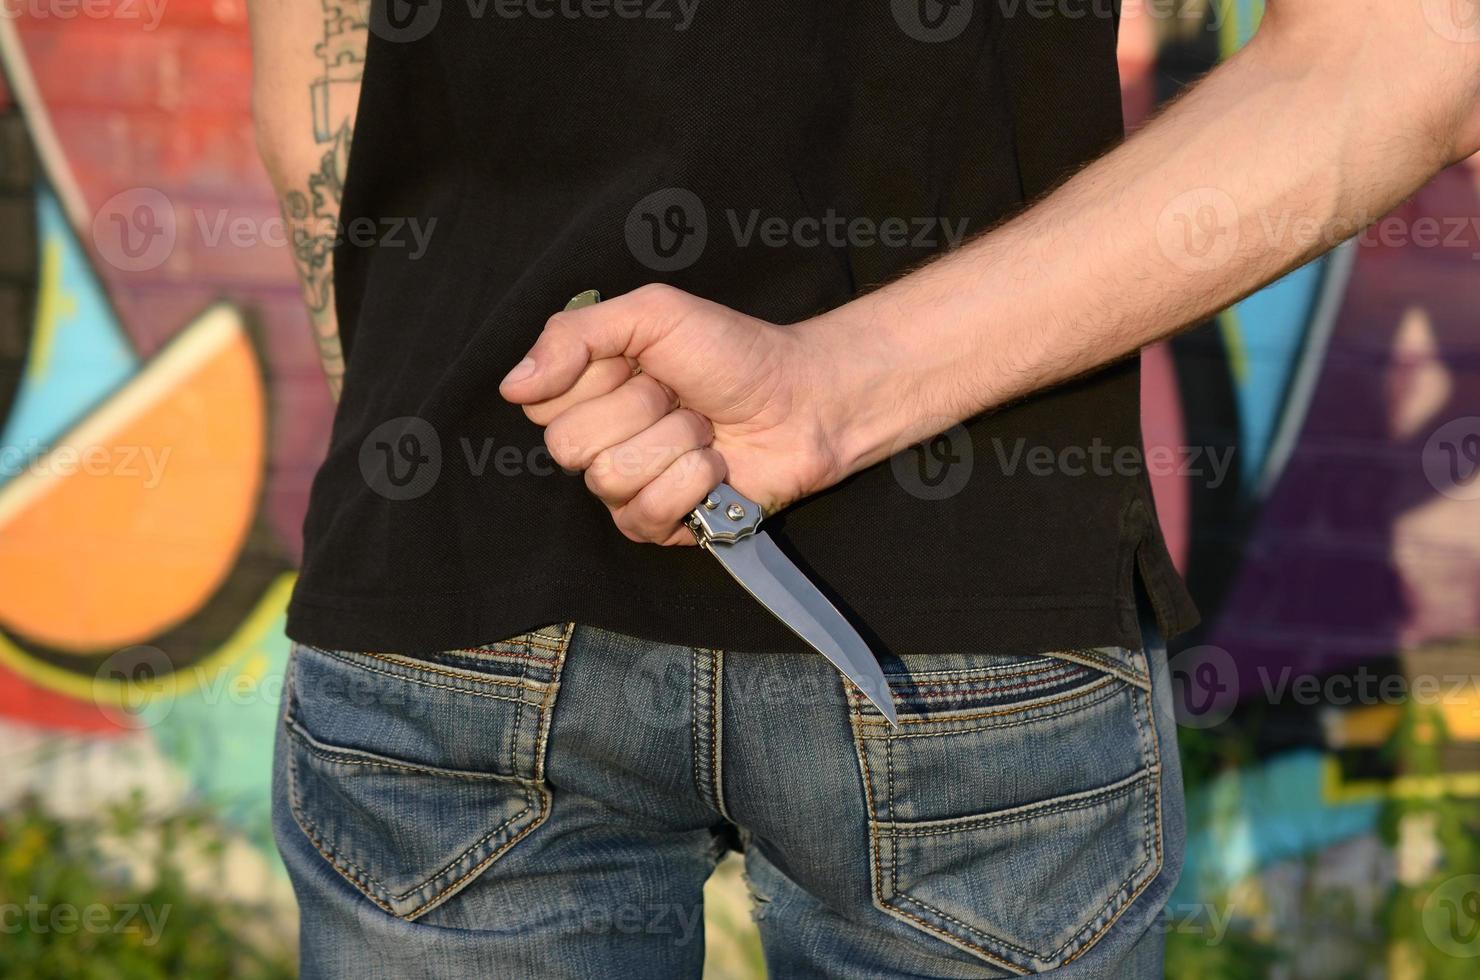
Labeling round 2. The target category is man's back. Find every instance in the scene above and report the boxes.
[288,3,1195,659]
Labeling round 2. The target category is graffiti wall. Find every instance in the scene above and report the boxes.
[0,0,1477,974]
[1122,2,1480,972]
[0,3,323,897]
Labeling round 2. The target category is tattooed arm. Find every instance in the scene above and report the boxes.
[247,0,367,399]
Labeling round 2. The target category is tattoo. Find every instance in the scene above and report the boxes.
[282,0,368,399]
[283,122,351,395]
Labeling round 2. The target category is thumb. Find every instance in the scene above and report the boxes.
[499,286,671,404]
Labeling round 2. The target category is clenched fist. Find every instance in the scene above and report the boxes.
[499,285,849,545]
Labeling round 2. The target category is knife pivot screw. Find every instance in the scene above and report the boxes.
[726,503,746,521]
[704,493,720,511]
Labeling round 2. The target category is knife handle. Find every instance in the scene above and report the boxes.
[562,293,757,548]
[686,483,763,545]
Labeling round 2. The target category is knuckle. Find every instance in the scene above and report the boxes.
[632,374,677,413]
[594,356,635,386]
[543,310,578,336]
[540,312,591,359]
[632,282,681,308]
[693,446,726,484]
[679,409,714,445]
[632,491,673,528]
[614,508,657,544]
[584,453,621,497]
[583,465,607,497]
[543,421,582,468]
[629,283,698,334]
[524,402,558,427]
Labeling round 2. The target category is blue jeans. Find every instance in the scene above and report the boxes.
[273,616,1184,978]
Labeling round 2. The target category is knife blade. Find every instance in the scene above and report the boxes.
[562,291,898,725]
[694,495,899,726]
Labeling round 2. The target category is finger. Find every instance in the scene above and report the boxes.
[498,284,689,404]
[523,356,635,427]
[612,446,727,544]
[585,409,714,507]
[543,374,677,471]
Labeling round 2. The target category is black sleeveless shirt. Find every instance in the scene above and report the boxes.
[286,0,1200,656]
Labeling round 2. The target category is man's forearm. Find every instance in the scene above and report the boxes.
[248,0,367,400]
[813,2,1480,476]
[499,0,1480,546]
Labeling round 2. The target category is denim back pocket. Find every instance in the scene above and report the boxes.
[848,647,1163,975]
[283,625,572,920]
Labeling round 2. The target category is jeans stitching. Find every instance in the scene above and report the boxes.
[851,647,1165,971]
[880,659,1057,680]
[854,676,1121,732]
[710,650,731,822]
[286,720,528,782]
[404,791,540,900]
[885,772,1156,966]
[287,726,537,904]
[857,684,1126,741]
[303,646,541,702]
[885,734,899,897]
[530,623,573,784]
[849,699,888,913]
[510,641,528,779]
[878,768,1157,838]
[889,670,1092,703]
[1065,675,1166,965]
[1063,680,1166,965]
[691,648,703,806]
[356,649,542,691]
[1056,648,1151,691]
[894,664,1085,691]
[407,791,551,922]
[450,642,565,659]
[284,624,575,919]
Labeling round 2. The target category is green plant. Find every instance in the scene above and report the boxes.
[0,791,295,980]
[1165,921,1280,979]
[1380,699,1480,979]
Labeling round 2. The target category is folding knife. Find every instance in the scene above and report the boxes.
[564,290,898,725]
